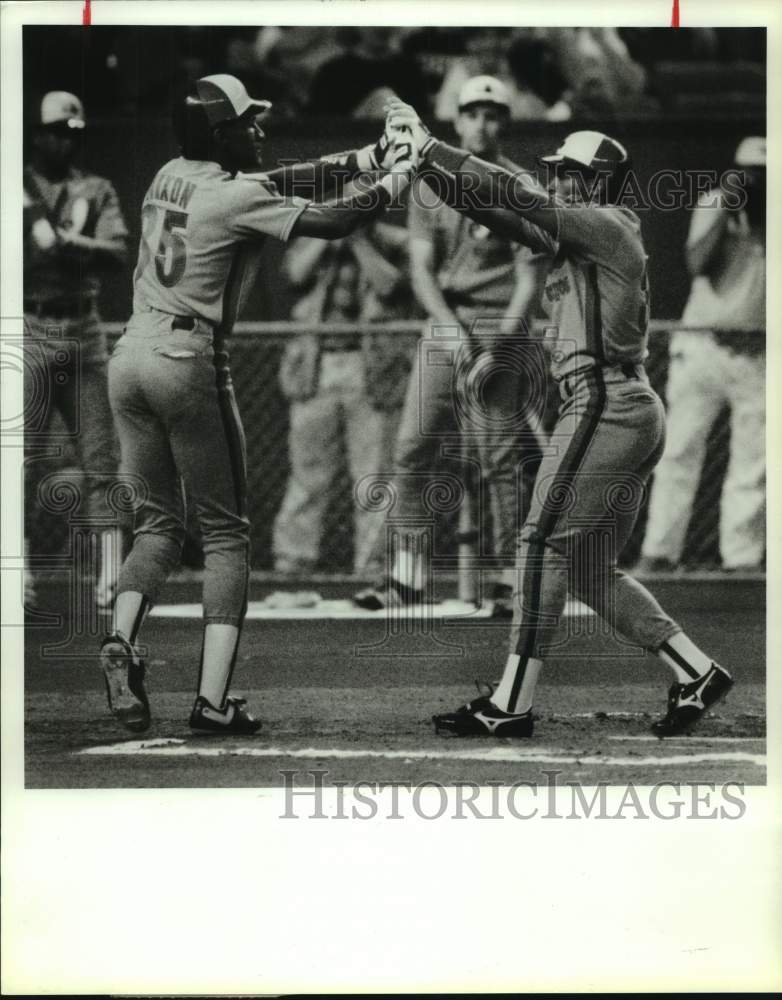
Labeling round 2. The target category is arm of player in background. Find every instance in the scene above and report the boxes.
[499,252,550,337]
[284,236,332,286]
[409,236,464,330]
[351,229,404,299]
[685,189,730,277]
[405,175,464,329]
[57,181,129,268]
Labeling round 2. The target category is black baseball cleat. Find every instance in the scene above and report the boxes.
[489,582,514,620]
[433,694,534,738]
[189,695,262,735]
[100,632,151,733]
[353,577,426,611]
[651,663,734,737]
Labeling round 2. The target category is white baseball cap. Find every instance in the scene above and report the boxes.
[734,136,765,168]
[540,130,628,172]
[457,75,511,112]
[196,74,271,126]
[41,91,85,129]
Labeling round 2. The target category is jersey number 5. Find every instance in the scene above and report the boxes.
[155,209,188,287]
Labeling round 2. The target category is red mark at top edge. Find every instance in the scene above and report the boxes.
[82,0,91,25]
[671,0,680,27]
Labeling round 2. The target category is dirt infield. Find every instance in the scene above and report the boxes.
[23,577,766,788]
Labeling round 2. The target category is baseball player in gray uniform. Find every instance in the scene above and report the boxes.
[24,91,129,611]
[101,74,417,735]
[386,100,734,738]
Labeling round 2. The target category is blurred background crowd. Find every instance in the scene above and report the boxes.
[26,25,765,122]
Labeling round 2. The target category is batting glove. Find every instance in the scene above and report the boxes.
[385,100,435,157]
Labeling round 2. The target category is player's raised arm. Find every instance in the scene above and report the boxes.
[388,101,633,265]
[288,136,418,240]
[264,129,398,200]
[387,100,560,244]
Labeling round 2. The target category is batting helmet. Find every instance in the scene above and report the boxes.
[172,74,271,160]
[540,130,631,203]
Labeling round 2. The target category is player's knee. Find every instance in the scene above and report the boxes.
[199,513,251,550]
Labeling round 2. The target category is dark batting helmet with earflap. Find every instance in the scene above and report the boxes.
[540,130,631,203]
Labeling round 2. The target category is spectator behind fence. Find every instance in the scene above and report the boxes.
[639,137,766,573]
[273,221,414,575]
[23,91,129,611]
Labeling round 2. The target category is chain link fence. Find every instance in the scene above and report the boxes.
[25,320,747,575]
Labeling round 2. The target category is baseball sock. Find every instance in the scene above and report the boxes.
[96,527,123,602]
[491,654,543,714]
[112,591,151,646]
[390,539,425,592]
[198,623,240,709]
[657,632,712,683]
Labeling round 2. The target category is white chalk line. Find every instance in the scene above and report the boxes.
[149,598,596,621]
[77,738,765,767]
[609,735,764,744]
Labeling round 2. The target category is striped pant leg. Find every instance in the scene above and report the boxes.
[508,375,674,706]
[165,348,250,627]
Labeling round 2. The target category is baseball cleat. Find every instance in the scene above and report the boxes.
[651,662,734,737]
[189,695,262,735]
[100,632,151,733]
[489,582,515,620]
[353,577,426,611]
[433,695,534,737]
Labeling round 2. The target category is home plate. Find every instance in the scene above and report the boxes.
[149,597,596,620]
[77,739,765,768]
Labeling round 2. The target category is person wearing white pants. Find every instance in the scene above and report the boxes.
[640,136,766,572]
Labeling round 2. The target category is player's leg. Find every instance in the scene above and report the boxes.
[563,388,734,735]
[474,340,546,616]
[433,369,606,735]
[435,373,732,737]
[102,341,187,731]
[271,356,342,574]
[640,331,724,569]
[60,320,124,613]
[341,350,392,574]
[164,347,258,732]
[357,328,463,604]
[719,348,765,570]
[22,323,58,609]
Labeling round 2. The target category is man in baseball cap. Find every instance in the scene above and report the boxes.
[40,90,86,130]
[539,129,631,205]
[457,74,512,114]
[451,75,511,163]
[173,73,273,169]
[195,73,272,126]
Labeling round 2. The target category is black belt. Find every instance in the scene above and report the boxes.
[172,315,197,331]
[24,297,95,319]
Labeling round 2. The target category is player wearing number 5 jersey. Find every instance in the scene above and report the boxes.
[101,75,417,735]
[385,100,734,738]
